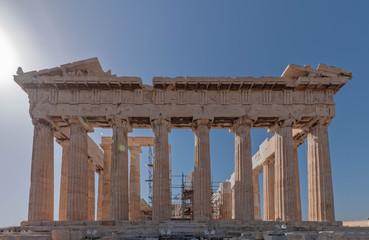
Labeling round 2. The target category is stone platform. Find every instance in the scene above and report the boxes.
[1,221,369,239]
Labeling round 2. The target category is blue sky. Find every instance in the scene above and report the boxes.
[0,1,368,227]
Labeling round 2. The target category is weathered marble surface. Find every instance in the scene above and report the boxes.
[193,119,212,221]
[233,119,254,221]
[1,220,369,240]
[110,120,130,220]
[13,58,352,226]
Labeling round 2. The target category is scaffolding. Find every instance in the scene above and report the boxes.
[145,146,153,205]
[172,172,221,219]
[172,172,193,219]
[144,146,221,220]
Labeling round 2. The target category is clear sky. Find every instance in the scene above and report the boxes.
[0,1,368,227]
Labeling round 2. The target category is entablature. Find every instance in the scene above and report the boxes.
[15,57,351,131]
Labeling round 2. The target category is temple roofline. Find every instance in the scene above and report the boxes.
[14,58,351,93]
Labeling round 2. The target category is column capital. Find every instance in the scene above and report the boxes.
[96,168,103,174]
[192,118,212,130]
[100,137,112,150]
[253,167,262,175]
[293,138,305,148]
[262,156,275,166]
[315,117,332,127]
[56,138,70,148]
[230,117,254,133]
[88,159,96,170]
[32,118,54,129]
[151,118,171,132]
[66,117,94,132]
[109,118,132,132]
[128,146,142,153]
[269,118,296,133]
[303,118,331,134]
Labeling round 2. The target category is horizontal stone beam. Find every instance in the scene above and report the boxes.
[128,137,154,147]
[252,131,305,172]
[252,136,275,173]
[87,137,104,169]
[32,103,335,129]
[57,127,104,169]
[105,136,171,152]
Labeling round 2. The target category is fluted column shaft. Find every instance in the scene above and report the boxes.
[308,123,335,222]
[263,161,275,221]
[66,123,88,220]
[220,181,232,220]
[97,170,103,220]
[88,160,95,220]
[100,137,112,220]
[152,118,171,221]
[233,119,254,221]
[253,172,261,221]
[129,146,142,220]
[274,121,298,221]
[294,144,302,221]
[110,120,130,220]
[193,119,212,221]
[58,139,69,221]
[28,121,54,221]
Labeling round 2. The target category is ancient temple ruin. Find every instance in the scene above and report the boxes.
[9,57,367,239]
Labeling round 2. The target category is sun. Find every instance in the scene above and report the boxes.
[0,29,18,88]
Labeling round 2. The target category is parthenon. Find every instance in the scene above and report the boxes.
[8,57,362,238]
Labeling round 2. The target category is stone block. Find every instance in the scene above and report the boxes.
[70,230,85,240]
[0,235,50,240]
[316,231,340,240]
[264,235,287,240]
[101,221,116,226]
[285,232,317,240]
[51,230,86,240]
[52,230,70,240]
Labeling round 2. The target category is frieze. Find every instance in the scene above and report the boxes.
[35,88,334,106]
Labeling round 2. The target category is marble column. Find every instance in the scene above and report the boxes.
[28,120,54,221]
[88,160,95,220]
[110,120,130,220]
[294,142,302,221]
[308,121,335,222]
[97,169,103,220]
[66,122,89,221]
[220,181,232,220]
[263,161,275,221]
[129,146,142,220]
[193,119,212,221]
[231,187,235,219]
[152,118,171,221]
[253,172,261,221]
[58,139,69,221]
[232,118,254,221]
[274,120,298,221]
[100,137,112,220]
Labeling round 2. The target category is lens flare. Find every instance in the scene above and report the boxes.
[0,29,18,88]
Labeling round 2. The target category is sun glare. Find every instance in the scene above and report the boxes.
[0,29,18,88]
